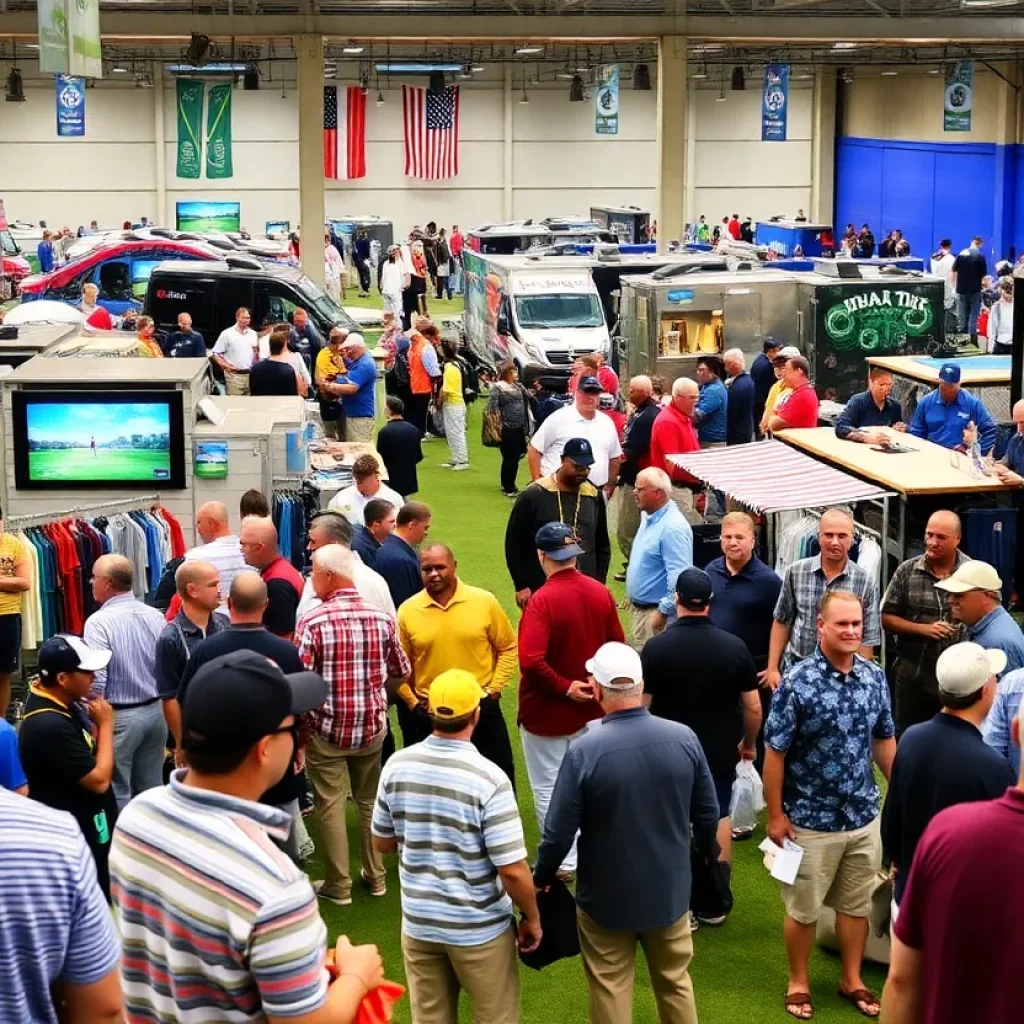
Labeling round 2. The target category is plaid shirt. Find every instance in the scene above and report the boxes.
[773,555,881,662]
[296,589,410,750]
[881,551,969,691]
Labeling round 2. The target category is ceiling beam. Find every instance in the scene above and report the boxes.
[1,12,1023,44]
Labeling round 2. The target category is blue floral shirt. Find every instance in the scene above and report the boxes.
[765,648,895,832]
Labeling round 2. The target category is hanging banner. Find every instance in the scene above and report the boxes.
[55,74,86,137]
[37,0,70,74]
[944,61,973,133]
[762,64,789,142]
[175,79,205,180]
[595,65,619,136]
[67,0,102,78]
[205,83,234,179]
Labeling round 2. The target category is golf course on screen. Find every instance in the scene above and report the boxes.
[175,200,241,233]
[26,402,172,483]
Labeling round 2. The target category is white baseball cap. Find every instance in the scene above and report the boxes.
[934,561,1002,595]
[38,634,111,680]
[935,641,1006,697]
[340,332,365,349]
[586,642,643,690]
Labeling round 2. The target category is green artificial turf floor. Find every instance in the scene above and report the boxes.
[306,398,888,1022]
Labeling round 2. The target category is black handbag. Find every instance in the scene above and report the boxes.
[518,878,581,970]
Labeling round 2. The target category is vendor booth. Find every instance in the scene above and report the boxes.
[756,220,831,258]
[589,206,651,244]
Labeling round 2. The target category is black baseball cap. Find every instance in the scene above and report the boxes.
[578,376,603,394]
[182,651,328,755]
[562,437,595,466]
[675,568,714,609]
[38,634,111,680]
[535,522,584,560]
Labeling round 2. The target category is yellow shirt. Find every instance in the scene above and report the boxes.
[762,380,792,424]
[0,533,25,616]
[397,580,518,703]
[315,347,347,385]
[442,362,464,406]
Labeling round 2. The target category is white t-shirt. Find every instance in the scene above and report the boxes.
[327,481,405,527]
[212,326,259,370]
[529,404,623,486]
[930,251,956,304]
[257,337,312,384]
[325,245,344,283]
[295,555,396,623]
[184,534,248,615]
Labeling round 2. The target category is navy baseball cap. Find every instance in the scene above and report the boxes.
[535,522,584,561]
[562,437,595,466]
[183,650,328,755]
[578,376,603,394]
[939,363,961,384]
[675,568,714,609]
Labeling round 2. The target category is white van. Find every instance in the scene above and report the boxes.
[463,252,610,375]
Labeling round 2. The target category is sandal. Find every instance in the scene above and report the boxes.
[837,986,880,1018]
[784,991,814,1020]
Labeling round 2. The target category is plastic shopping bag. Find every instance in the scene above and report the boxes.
[729,760,764,834]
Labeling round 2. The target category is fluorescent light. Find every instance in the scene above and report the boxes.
[471,65,485,73]
[832,42,858,50]
[928,68,941,75]
[515,46,544,55]
[166,63,249,73]
[375,63,462,73]
[112,66,129,73]
[342,45,364,54]
[691,70,707,79]
[961,0,1019,7]
[881,70,898,76]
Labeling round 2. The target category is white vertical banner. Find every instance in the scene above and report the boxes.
[67,0,103,79]
[37,0,70,74]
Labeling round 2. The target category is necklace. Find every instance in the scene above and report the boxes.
[553,475,581,538]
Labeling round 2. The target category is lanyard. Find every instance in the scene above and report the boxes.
[552,477,581,539]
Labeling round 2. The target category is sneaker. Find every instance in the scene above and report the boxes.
[613,571,626,583]
[361,870,387,897]
[689,912,700,933]
[504,490,519,498]
[440,462,455,468]
[312,880,352,906]
[453,463,470,471]
[422,433,435,442]
[695,913,727,927]
[298,836,316,861]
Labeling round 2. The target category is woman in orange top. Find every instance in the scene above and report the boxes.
[135,316,164,358]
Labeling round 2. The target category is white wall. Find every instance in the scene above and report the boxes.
[690,82,813,224]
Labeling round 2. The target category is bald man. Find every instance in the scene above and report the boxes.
[83,553,169,808]
[154,561,229,756]
[616,375,663,574]
[239,516,304,639]
[882,510,970,733]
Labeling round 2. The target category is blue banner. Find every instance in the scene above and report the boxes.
[55,74,86,137]
[762,64,789,142]
[595,65,619,136]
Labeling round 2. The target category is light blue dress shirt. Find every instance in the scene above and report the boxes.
[625,501,693,616]
[968,606,1024,675]
[983,667,1024,777]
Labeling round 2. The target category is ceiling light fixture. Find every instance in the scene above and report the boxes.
[569,73,585,101]
[881,70,898,76]
[731,66,745,91]
[832,42,858,50]
[342,43,364,54]
[471,65,485,73]
[375,63,461,74]
[376,90,385,106]
[928,67,941,75]
[428,69,445,91]
[112,65,129,73]
[633,63,651,91]
[692,67,708,80]
[961,0,1019,7]
[6,67,25,102]
[515,45,544,56]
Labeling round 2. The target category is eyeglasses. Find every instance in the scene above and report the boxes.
[271,722,300,744]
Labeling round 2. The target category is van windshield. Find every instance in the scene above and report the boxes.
[297,273,356,329]
[515,293,604,330]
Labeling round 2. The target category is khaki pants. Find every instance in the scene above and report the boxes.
[617,484,641,563]
[305,729,385,899]
[629,604,659,651]
[402,925,520,1024]
[578,908,698,1024]
[224,369,250,396]
[345,416,375,443]
[671,486,704,527]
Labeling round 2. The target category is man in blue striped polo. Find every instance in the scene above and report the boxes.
[372,669,542,1024]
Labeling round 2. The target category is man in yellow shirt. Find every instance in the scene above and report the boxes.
[397,543,518,788]
[759,345,800,435]
[0,511,30,717]
[315,327,349,439]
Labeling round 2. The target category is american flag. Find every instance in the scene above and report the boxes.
[403,84,460,180]
[324,85,366,180]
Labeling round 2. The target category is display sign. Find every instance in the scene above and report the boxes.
[175,201,241,233]
[205,83,233,180]
[266,220,291,234]
[66,0,102,78]
[194,441,229,479]
[55,74,86,137]
[516,275,592,295]
[37,0,69,74]
[667,289,695,305]
[175,79,205,180]
[595,65,619,136]
[762,64,789,142]
[944,61,973,133]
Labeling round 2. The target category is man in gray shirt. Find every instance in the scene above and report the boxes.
[534,641,718,1024]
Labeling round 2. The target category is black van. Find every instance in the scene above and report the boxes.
[144,255,359,343]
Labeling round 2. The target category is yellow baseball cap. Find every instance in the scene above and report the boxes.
[429,669,485,720]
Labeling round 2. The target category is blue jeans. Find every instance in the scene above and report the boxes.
[112,700,167,808]
[957,291,982,335]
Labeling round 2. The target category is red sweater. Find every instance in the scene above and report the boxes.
[517,569,624,737]
[649,404,700,484]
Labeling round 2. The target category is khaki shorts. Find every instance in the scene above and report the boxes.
[781,816,881,925]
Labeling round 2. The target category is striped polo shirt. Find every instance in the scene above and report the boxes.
[110,770,329,1022]
[372,735,527,946]
[0,789,120,1024]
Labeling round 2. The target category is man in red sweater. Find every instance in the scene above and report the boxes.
[765,354,820,432]
[650,377,703,524]
[517,522,623,878]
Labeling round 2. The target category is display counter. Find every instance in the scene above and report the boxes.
[756,220,830,258]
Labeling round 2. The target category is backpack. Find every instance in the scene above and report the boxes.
[392,343,411,388]
[456,355,480,404]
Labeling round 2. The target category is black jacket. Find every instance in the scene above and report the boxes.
[619,398,661,486]
[376,418,424,497]
[505,477,610,593]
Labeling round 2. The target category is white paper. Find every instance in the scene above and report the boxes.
[758,837,804,885]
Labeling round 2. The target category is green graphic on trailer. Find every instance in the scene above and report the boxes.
[823,289,935,351]
[205,83,234,180]
[176,79,205,180]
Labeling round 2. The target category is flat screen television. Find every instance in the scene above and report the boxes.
[175,200,241,234]
[12,391,186,490]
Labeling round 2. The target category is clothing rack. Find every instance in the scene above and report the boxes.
[272,475,307,487]
[5,494,163,531]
